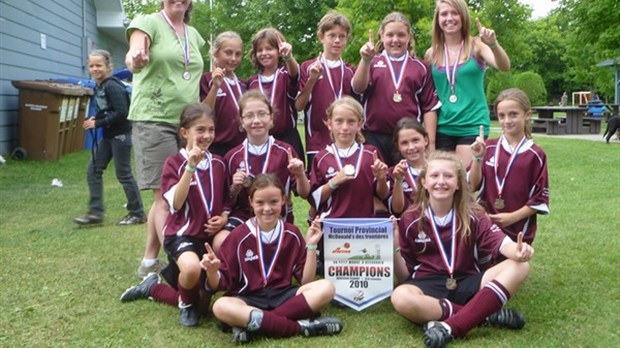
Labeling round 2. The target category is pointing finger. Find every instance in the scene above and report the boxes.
[276,33,283,47]
[373,150,378,163]
[475,18,482,34]
[517,232,524,252]
[287,148,294,162]
[204,242,215,255]
[479,125,485,139]
[368,29,374,44]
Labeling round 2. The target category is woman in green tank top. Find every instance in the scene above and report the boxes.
[425,0,510,166]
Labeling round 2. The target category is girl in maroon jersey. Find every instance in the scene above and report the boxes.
[120,103,230,328]
[469,88,549,247]
[352,12,440,166]
[391,151,533,347]
[247,28,304,164]
[225,90,310,231]
[199,31,246,156]
[201,174,343,342]
[387,117,429,216]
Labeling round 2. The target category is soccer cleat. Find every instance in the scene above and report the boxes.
[120,272,160,302]
[232,327,251,344]
[74,213,103,225]
[298,316,343,337]
[424,321,453,348]
[484,308,526,329]
[137,259,168,279]
[117,214,146,225]
[178,302,199,327]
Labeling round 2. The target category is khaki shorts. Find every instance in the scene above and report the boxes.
[132,121,178,190]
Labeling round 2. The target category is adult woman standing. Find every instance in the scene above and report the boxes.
[426,0,510,166]
[125,0,205,278]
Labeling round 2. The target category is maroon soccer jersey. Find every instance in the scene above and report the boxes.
[299,59,357,154]
[199,72,247,148]
[398,207,509,280]
[358,54,440,134]
[212,219,307,294]
[225,137,300,223]
[475,137,549,244]
[160,150,230,239]
[247,67,299,135]
[386,165,420,215]
[309,143,380,218]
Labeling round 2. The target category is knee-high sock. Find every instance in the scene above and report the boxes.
[272,294,316,320]
[256,311,301,337]
[150,283,179,307]
[445,280,510,337]
[439,298,464,321]
[179,282,200,306]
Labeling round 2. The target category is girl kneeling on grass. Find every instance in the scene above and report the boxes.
[200,174,342,343]
[390,151,533,348]
[469,88,549,248]
[120,103,230,328]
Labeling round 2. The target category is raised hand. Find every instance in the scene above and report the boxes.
[371,150,387,180]
[470,125,486,158]
[187,135,205,167]
[211,66,226,88]
[200,242,221,272]
[276,34,293,60]
[286,148,305,176]
[514,232,534,262]
[392,159,408,182]
[360,29,376,61]
[305,217,323,246]
[476,18,497,47]
[309,54,323,81]
[132,35,150,71]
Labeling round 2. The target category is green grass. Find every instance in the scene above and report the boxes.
[1,134,619,347]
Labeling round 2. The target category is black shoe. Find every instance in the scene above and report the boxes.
[120,273,160,302]
[232,327,252,344]
[74,213,102,225]
[298,316,343,337]
[117,214,146,225]
[423,321,453,348]
[179,302,199,327]
[484,308,525,329]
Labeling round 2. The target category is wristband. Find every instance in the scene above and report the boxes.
[185,164,196,173]
[395,178,404,184]
[473,156,483,163]
[328,180,339,190]
[362,57,372,63]
[306,244,318,250]
[282,55,292,62]
[490,41,500,49]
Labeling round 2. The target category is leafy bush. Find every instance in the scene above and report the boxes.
[486,71,514,103]
[513,71,548,106]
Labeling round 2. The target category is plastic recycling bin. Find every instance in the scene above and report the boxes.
[11,80,93,160]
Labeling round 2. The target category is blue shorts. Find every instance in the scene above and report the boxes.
[405,274,483,305]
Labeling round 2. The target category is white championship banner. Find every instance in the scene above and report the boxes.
[322,218,393,311]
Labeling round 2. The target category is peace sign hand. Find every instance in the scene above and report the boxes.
[476,18,498,47]
[200,242,221,273]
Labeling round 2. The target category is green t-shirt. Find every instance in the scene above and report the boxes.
[432,56,490,137]
[126,13,205,125]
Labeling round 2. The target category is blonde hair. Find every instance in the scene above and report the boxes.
[430,0,473,66]
[376,12,416,57]
[317,11,351,37]
[249,28,286,71]
[325,96,365,144]
[412,151,481,240]
[495,88,533,139]
[209,31,242,60]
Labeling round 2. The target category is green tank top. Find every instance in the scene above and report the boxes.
[432,56,489,137]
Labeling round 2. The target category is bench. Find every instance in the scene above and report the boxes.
[582,117,602,134]
[532,118,566,135]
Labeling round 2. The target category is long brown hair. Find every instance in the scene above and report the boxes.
[249,28,286,71]
[376,12,416,57]
[430,0,473,66]
[178,103,214,148]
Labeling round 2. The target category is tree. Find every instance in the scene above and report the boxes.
[513,71,547,106]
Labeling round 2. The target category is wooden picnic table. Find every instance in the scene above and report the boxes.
[531,106,600,135]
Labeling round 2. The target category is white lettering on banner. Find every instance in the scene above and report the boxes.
[25,104,48,111]
[323,218,394,311]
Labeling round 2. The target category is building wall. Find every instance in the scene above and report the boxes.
[0,0,127,154]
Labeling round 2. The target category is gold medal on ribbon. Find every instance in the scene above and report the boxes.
[344,164,355,176]
[242,175,253,188]
[393,92,402,103]
[446,277,457,290]
[494,197,505,209]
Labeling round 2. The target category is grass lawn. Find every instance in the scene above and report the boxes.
[0,133,618,347]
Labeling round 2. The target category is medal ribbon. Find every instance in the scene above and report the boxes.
[223,74,242,111]
[194,153,214,218]
[258,69,280,107]
[443,41,464,96]
[160,11,190,71]
[319,53,345,100]
[406,164,419,191]
[253,218,284,286]
[426,206,456,277]
[331,143,364,178]
[493,135,527,198]
[382,51,408,95]
[243,136,274,177]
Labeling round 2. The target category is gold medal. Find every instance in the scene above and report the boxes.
[393,92,402,103]
[494,197,505,209]
[446,277,457,290]
[343,164,355,176]
[242,175,253,188]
